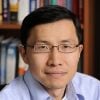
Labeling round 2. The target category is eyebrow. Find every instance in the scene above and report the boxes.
[35,40,50,44]
[60,40,71,43]
[34,40,77,44]
[60,40,79,44]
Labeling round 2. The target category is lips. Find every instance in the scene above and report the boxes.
[45,71,67,78]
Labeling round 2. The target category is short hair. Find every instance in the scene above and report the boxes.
[20,5,83,46]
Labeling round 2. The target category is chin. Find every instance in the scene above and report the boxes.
[44,81,67,89]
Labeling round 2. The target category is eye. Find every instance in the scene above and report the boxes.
[40,45,47,48]
[36,45,48,49]
[63,45,70,48]
[62,44,72,48]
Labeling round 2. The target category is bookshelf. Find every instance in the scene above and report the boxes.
[0,0,95,89]
[0,23,20,29]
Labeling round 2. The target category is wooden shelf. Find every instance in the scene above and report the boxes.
[83,0,94,75]
[0,23,83,30]
[0,22,20,29]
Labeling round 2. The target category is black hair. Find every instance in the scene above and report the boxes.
[20,5,83,46]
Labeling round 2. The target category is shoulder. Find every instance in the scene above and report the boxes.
[72,72,100,99]
[73,72,100,85]
[0,76,30,100]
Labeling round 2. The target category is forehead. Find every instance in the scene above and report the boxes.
[27,19,78,44]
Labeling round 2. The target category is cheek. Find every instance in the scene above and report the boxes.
[63,53,80,81]
[65,52,80,70]
[32,54,48,66]
[27,54,48,73]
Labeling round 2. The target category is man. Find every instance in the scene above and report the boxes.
[0,5,100,100]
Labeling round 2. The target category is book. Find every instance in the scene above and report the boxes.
[9,0,18,22]
[44,0,49,6]
[65,0,73,11]
[50,0,57,5]
[72,0,79,18]
[2,0,10,22]
[0,0,3,22]
[6,39,19,84]
[36,0,39,8]
[0,36,4,84]
[0,38,13,84]
[57,0,65,7]
[18,0,29,23]
[29,0,36,12]
[39,0,44,7]
[79,0,84,23]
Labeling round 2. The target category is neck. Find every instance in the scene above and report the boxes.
[46,88,66,100]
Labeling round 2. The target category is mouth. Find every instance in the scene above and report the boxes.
[45,72,67,78]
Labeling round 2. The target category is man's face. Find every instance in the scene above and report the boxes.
[21,19,83,90]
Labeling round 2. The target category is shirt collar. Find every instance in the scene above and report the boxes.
[24,70,83,100]
[72,73,85,100]
[24,70,51,100]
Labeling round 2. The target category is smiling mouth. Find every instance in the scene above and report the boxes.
[45,72,67,78]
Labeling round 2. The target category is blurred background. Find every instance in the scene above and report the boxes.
[94,0,100,80]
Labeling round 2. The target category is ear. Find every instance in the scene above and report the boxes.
[18,45,28,64]
[79,44,83,53]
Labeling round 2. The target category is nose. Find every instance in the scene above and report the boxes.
[47,47,62,67]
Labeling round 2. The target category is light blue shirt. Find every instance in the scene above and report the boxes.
[0,70,100,100]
